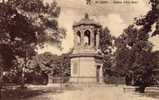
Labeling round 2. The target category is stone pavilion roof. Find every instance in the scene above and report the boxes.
[73,13,101,27]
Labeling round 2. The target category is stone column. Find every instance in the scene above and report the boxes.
[73,29,82,53]
[99,65,103,83]
[74,31,78,48]
[81,30,85,48]
[91,30,95,48]
[96,32,100,49]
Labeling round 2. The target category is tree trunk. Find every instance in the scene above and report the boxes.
[21,49,27,89]
[0,67,3,99]
[20,67,25,89]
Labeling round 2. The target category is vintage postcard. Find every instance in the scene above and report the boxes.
[0,0,159,100]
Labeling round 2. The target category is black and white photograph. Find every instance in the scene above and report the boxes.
[0,0,159,100]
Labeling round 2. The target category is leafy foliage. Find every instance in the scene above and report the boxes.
[114,1,159,88]
[31,52,71,82]
[135,0,159,36]
[0,0,66,86]
[115,24,156,74]
[0,0,65,72]
[7,0,66,47]
[0,3,36,70]
[99,27,114,81]
[100,27,113,55]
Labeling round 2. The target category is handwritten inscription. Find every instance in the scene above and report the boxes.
[94,0,138,4]
[113,0,138,4]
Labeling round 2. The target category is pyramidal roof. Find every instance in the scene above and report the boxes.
[73,13,101,27]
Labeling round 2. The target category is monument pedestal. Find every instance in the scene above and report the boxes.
[70,53,103,83]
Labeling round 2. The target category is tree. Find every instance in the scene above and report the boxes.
[135,0,159,35]
[0,0,65,87]
[31,52,71,83]
[0,53,2,98]
[132,0,159,92]
[114,0,159,92]
[7,0,66,48]
[115,24,157,92]
[99,27,114,83]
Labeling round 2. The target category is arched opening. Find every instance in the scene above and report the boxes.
[77,31,81,45]
[84,30,91,46]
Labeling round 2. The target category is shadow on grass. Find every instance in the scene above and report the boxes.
[1,84,81,100]
[1,86,64,100]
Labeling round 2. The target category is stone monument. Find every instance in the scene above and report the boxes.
[70,14,104,83]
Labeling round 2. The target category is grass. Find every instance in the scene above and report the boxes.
[1,85,64,100]
[1,84,159,100]
[0,83,79,100]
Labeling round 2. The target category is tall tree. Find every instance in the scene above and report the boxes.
[7,0,66,48]
[99,27,114,82]
[132,0,159,92]
[115,25,156,92]
[114,0,159,92]
[32,52,71,83]
[0,0,65,86]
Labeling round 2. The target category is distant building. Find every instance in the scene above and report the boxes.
[70,14,103,83]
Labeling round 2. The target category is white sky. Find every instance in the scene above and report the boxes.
[38,0,159,55]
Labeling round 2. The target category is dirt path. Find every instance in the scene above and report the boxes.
[2,84,158,100]
[54,85,158,100]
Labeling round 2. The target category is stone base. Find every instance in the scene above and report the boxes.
[70,77,97,83]
[70,57,97,83]
[70,55,103,83]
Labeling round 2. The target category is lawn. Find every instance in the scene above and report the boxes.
[1,84,159,100]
